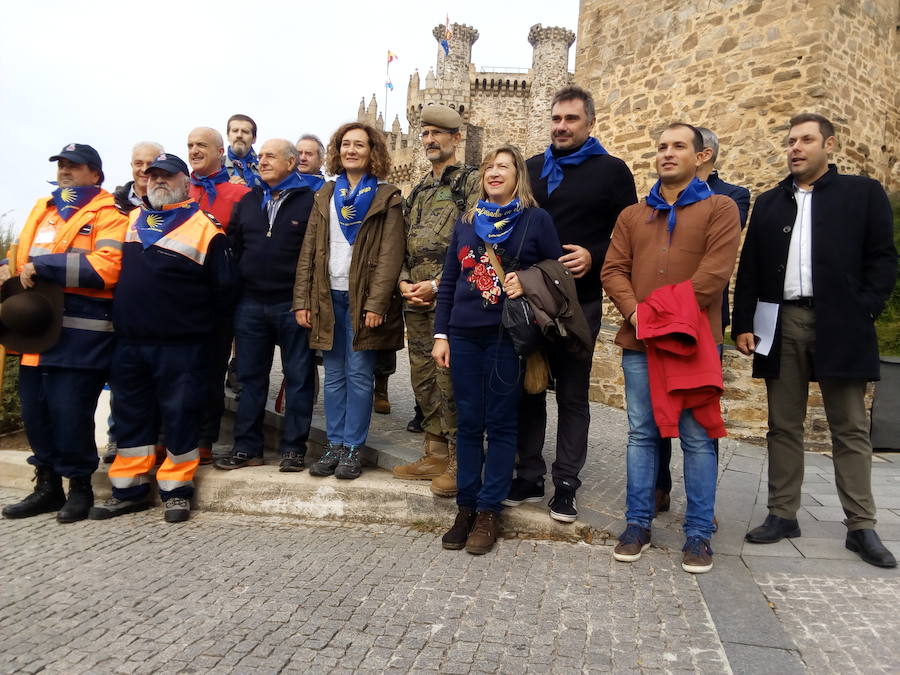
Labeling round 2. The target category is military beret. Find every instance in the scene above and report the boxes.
[421,104,462,131]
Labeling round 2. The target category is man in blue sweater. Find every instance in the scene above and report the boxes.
[214,139,318,472]
[90,153,236,523]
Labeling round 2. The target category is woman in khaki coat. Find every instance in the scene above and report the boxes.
[293,122,404,480]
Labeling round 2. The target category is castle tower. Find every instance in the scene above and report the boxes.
[526,24,575,156]
[356,97,366,123]
[366,94,378,128]
[433,23,479,89]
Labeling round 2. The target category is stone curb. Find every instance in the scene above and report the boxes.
[0,450,606,545]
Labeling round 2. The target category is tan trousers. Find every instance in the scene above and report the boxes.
[405,310,456,440]
[765,305,876,530]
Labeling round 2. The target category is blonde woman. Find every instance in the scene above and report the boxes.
[433,145,562,554]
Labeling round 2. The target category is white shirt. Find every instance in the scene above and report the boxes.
[783,185,814,300]
[328,196,352,291]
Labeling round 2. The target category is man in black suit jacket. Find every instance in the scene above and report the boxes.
[732,113,897,568]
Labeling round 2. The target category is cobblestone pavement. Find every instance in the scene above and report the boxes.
[0,487,730,674]
[756,574,900,674]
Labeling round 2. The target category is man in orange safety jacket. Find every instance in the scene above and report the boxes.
[89,153,236,523]
[1,143,128,524]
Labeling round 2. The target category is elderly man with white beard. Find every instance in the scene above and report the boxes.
[90,153,236,523]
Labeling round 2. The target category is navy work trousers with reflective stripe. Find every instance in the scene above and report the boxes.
[110,342,207,499]
[20,365,107,478]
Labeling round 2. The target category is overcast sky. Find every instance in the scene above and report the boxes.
[0,0,578,232]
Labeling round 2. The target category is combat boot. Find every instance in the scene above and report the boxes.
[373,375,391,415]
[430,441,457,497]
[2,466,65,519]
[57,476,94,523]
[393,433,448,480]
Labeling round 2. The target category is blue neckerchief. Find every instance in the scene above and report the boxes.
[334,172,379,244]
[134,200,199,249]
[260,172,311,211]
[227,147,261,187]
[539,136,608,196]
[49,185,101,221]
[645,177,713,234]
[473,198,523,245]
[190,168,229,206]
[297,171,326,192]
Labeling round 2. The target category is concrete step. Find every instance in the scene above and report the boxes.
[0,450,608,545]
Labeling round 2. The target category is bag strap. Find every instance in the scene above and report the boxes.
[483,244,506,280]
[481,210,531,286]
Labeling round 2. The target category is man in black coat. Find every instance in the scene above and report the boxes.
[213,139,318,473]
[732,113,897,568]
[503,85,637,522]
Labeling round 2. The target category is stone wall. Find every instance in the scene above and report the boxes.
[575,0,899,195]
[589,326,873,451]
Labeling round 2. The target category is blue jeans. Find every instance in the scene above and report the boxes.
[622,349,717,539]
[450,331,522,513]
[233,297,315,457]
[322,290,377,446]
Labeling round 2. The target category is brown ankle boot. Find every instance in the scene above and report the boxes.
[373,375,391,414]
[430,441,457,497]
[393,433,449,480]
[465,511,500,555]
[442,506,475,550]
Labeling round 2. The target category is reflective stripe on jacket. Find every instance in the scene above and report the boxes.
[11,191,128,368]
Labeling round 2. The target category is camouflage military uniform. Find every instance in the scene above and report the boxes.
[401,163,480,440]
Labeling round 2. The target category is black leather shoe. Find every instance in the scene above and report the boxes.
[744,514,801,544]
[846,529,897,568]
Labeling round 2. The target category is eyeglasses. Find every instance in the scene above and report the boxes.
[419,129,451,140]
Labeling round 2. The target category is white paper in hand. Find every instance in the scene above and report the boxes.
[752,301,780,356]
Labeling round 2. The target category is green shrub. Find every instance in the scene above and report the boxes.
[0,357,21,434]
[875,194,900,356]
[0,221,22,434]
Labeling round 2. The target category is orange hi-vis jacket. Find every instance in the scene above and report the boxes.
[10,190,128,368]
[115,201,235,343]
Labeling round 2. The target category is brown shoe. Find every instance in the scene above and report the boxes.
[654,489,670,515]
[431,442,457,497]
[199,445,214,466]
[373,375,391,415]
[465,511,500,555]
[393,433,449,480]
[442,506,475,550]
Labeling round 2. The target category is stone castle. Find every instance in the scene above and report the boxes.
[356,22,574,195]
[355,1,898,448]
[358,1,897,198]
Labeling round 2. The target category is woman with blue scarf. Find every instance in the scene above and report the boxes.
[293,123,405,480]
[433,144,562,554]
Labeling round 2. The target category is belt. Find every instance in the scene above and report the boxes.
[783,297,815,309]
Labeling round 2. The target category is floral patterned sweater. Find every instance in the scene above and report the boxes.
[434,207,562,336]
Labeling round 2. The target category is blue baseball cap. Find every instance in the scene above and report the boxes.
[146,152,189,176]
[49,143,104,183]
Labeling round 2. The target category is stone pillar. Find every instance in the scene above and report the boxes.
[527,24,575,157]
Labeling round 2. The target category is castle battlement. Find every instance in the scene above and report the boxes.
[356,21,575,195]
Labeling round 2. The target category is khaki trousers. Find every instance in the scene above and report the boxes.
[765,305,876,530]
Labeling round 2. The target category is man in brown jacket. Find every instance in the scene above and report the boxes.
[601,123,740,574]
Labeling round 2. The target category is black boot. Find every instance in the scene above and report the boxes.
[2,466,65,519]
[57,476,94,524]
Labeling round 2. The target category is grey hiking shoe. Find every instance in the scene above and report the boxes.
[309,442,343,477]
[164,497,190,523]
[334,445,363,480]
[89,496,151,520]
